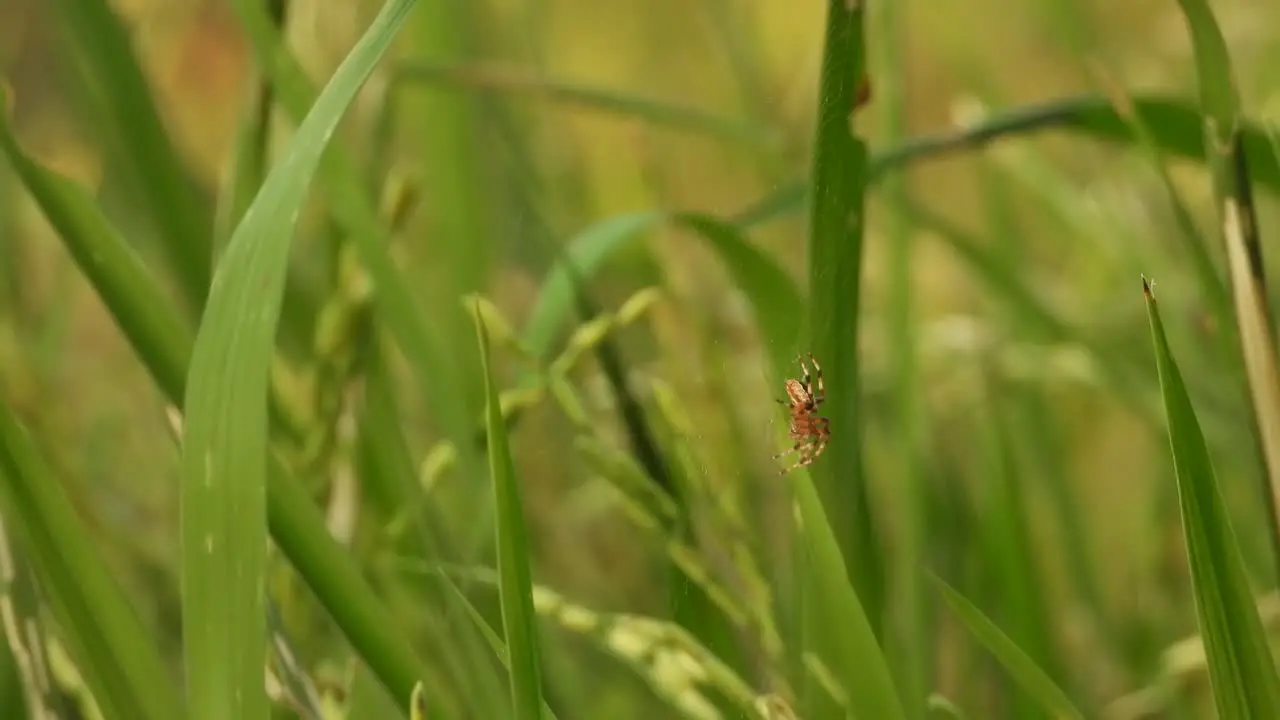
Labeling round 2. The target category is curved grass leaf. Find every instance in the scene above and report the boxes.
[472,300,546,719]
[929,574,1084,720]
[523,211,802,381]
[732,94,1280,229]
[1143,278,1280,717]
[179,3,415,718]
[0,403,184,720]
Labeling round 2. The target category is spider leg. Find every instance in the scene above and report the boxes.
[796,355,812,389]
[811,433,830,459]
[775,437,818,475]
[808,354,825,403]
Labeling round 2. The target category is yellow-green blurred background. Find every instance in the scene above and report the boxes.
[5,0,1280,717]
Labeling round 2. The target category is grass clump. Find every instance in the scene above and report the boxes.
[3,0,1280,718]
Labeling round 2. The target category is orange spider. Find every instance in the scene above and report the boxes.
[773,354,830,475]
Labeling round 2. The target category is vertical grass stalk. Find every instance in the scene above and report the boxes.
[805,0,884,635]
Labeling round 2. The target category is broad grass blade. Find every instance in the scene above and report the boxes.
[1143,277,1280,717]
[179,2,415,718]
[3,22,429,717]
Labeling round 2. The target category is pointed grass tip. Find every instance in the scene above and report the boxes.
[1141,274,1156,300]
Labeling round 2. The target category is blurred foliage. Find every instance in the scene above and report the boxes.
[4,0,1280,718]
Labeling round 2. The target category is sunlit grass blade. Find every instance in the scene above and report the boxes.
[0,402,183,720]
[929,573,1085,720]
[472,299,546,720]
[1173,0,1280,573]
[179,3,415,718]
[1142,277,1280,717]
[394,61,781,150]
[51,0,212,310]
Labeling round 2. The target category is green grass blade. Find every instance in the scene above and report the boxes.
[1142,277,1280,717]
[791,471,906,719]
[929,573,1085,720]
[0,90,191,403]
[804,0,883,642]
[5,43,427,720]
[265,457,428,708]
[472,300,546,719]
[5,78,428,716]
[51,0,213,309]
[0,403,183,720]
[179,3,414,718]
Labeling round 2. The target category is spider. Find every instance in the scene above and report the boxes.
[773,354,830,475]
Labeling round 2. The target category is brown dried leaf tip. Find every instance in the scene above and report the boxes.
[773,354,831,475]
